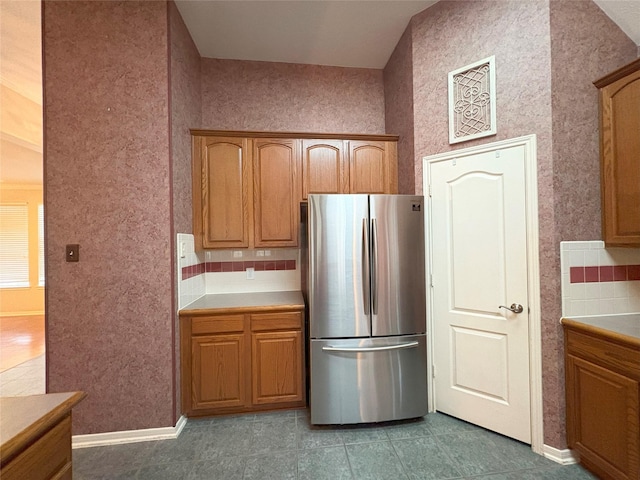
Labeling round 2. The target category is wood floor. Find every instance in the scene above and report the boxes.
[0,315,45,372]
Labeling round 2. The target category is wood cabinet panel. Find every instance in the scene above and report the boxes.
[252,330,303,405]
[253,139,300,247]
[302,139,348,199]
[566,354,639,480]
[596,59,640,246]
[192,334,248,410]
[194,136,252,249]
[566,329,640,379]
[250,312,302,332]
[348,140,398,194]
[192,315,245,335]
[2,415,71,480]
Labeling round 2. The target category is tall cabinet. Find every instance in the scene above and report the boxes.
[192,131,398,250]
[595,58,640,246]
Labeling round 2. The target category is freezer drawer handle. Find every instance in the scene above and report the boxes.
[322,341,419,353]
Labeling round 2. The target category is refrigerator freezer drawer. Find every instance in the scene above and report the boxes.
[310,335,428,425]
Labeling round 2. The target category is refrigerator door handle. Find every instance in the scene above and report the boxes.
[322,341,419,353]
[362,218,370,315]
[371,218,378,315]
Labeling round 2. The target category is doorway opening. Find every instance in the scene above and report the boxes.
[0,0,45,396]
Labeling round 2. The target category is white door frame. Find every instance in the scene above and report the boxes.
[423,134,543,454]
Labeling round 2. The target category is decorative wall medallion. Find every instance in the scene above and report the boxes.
[448,56,496,144]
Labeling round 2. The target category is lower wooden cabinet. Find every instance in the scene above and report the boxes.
[563,321,640,480]
[1,392,85,480]
[192,333,247,411]
[181,308,305,416]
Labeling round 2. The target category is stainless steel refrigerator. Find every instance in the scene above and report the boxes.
[307,194,427,425]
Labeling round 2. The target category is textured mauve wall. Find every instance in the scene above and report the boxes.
[402,0,637,448]
[169,0,201,422]
[43,1,174,434]
[201,58,385,133]
[546,0,638,446]
[551,0,637,243]
[408,0,562,445]
[384,26,416,194]
[170,1,200,236]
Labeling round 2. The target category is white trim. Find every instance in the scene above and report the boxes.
[543,444,578,465]
[0,183,44,190]
[0,311,45,317]
[423,134,543,454]
[72,415,187,449]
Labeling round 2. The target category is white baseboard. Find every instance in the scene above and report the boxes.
[543,444,578,465]
[72,415,187,449]
[0,311,45,317]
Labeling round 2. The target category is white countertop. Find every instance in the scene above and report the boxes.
[561,313,640,342]
[181,290,304,313]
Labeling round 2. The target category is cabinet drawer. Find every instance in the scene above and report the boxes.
[2,415,72,480]
[566,329,640,380]
[192,315,245,335]
[250,312,302,332]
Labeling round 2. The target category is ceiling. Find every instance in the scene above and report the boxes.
[175,0,439,69]
[1,1,639,186]
[175,0,640,69]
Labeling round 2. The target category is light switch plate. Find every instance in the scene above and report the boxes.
[66,244,80,262]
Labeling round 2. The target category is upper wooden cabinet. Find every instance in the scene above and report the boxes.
[192,131,398,250]
[192,136,252,249]
[349,140,397,194]
[302,139,348,199]
[253,139,300,247]
[595,58,640,246]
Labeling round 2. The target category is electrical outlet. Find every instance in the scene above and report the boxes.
[256,250,264,257]
[246,267,255,279]
[233,251,243,258]
[264,250,271,257]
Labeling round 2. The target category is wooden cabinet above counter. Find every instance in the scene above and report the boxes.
[191,130,398,250]
[595,58,640,247]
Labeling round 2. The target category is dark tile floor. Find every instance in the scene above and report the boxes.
[73,410,598,480]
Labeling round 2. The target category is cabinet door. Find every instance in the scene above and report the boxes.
[251,330,303,405]
[566,354,640,480]
[192,333,248,411]
[348,140,398,194]
[253,139,300,247]
[302,139,348,200]
[195,136,252,249]
[599,65,640,246]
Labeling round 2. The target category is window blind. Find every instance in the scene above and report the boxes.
[0,204,30,288]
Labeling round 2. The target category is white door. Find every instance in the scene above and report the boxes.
[429,143,531,443]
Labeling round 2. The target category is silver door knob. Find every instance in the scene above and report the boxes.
[499,303,524,314]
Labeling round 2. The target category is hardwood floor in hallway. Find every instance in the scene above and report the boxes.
[0,315,45,372]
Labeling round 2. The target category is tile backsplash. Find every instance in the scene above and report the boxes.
[177,233,301,309]
[561,241,640,317]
